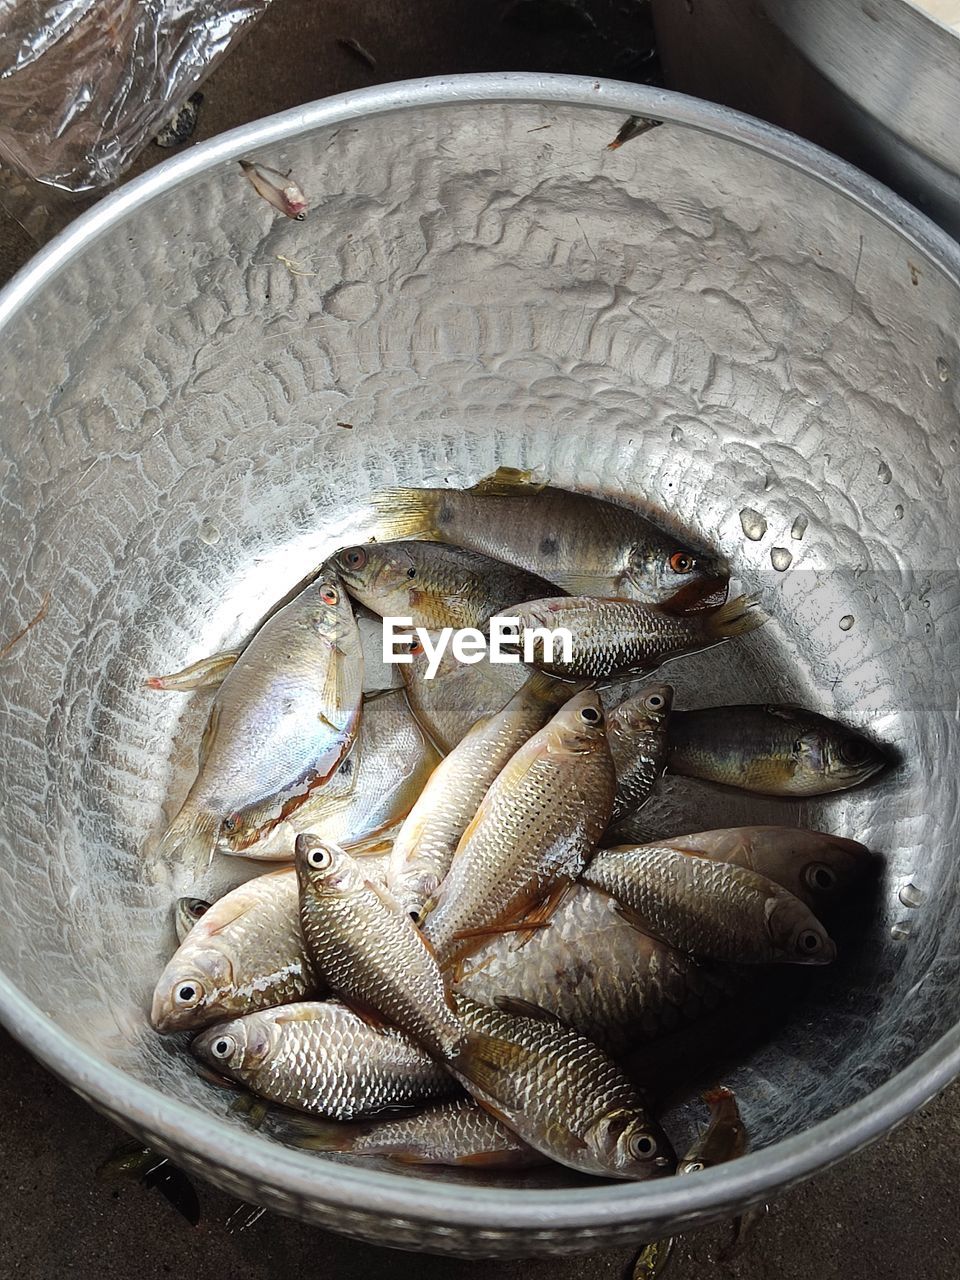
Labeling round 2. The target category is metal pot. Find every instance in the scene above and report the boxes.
[653,0,960,237]
[0,74,959,1257]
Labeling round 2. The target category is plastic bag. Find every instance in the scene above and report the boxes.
[0,0,273,193]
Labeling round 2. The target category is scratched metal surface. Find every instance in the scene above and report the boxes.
[1,79,960,1254]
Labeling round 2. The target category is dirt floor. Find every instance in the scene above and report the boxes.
[0,1,957,1275]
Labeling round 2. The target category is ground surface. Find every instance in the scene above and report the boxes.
[0,1,956,1275]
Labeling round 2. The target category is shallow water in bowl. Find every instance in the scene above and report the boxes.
[1,97,960,1192]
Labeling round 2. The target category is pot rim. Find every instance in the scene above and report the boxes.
[2,72,958,1235]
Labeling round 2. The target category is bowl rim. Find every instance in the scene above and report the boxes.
[2,71,959,1235]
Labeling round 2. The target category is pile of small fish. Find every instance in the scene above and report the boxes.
[149,468,889,1180]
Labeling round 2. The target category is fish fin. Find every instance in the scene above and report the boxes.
[191,1063,243,1090]
[703,593,767,641]
[368,487,442,541]
[342,997,392,1031]
[151,801,220,877]
[451,920,552,943]
[451,1033,528,1098]
[508,878,574,949]
[447,1149,534,1169]
[611,899,662,940]
[269,1112,360,1153]
[272,1005,328,1026]
[197,702,221,768]
[145,649,241,692]
[364,877,409,917]
[468,467,546,496]
[493,996,564,1026]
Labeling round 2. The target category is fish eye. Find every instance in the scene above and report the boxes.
[579,704,602,725]
[644,693,665,711]
[409,637,423,654]
[839,737,870,766]
[669,551,695,574]
[628,1132,658,1159]
[210,1035,236,1060]
[804,863,838,892]
[319,583,339,605]
[175,981,203,1007]
[342,547,367,570]
[307,845,334,870]
[294,212,306,222]
[406,566,417,579]
[798,929,824,954]
[685,1160,705,1173]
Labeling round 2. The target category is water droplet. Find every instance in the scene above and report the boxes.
[936,356,950,382]
[770,546,792,571]
[198,517,221,546]
[899,882,924,908]
[739,507,767,541]
[670,425,684,442]
[877,460,892,485]
[894,503,904,520]
[790,514,808,541]
[891,920,913,941]
[839,615,855,631]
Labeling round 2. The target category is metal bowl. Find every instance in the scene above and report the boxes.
[1,74,959,1257]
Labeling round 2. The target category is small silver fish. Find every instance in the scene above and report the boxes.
[192,1002,456,1119]
[239,159,307,220]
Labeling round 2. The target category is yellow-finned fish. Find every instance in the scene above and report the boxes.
[454,996,676,1180]
[221,688,440,859]
[151,868,318,1033]
[583,845,836,964]
[419,690,616,964]
[387,671,580,919]
[151,572,363,872]
[192,1001,457,1119]
[607,683,673,822]
[514,593,767,679]
[370,468,728,608]
[333,541,562,630]
[665,704,891,796]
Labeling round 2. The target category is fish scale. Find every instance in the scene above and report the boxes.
[456,885,741,1054]
[583,846,836,964]
[388,671,578,918]
[514,593,766,680]
[419,690,615,964]
[297,840,467,1060]
[192,1002,456,1119]
[454,997,675,1179]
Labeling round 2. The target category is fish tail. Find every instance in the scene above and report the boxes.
[151,801,220,877]
[368,487,442,541]
[268,1112,361,1153]
[704,593,767,641]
